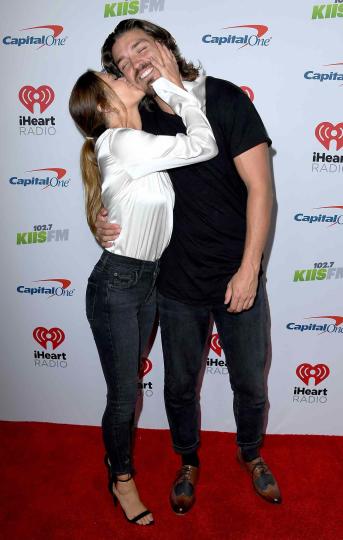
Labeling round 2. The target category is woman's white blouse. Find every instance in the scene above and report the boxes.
[95,77,217,262]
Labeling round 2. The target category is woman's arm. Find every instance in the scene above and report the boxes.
[108,77,218,179]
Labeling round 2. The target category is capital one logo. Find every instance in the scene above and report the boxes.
[202,24,271,49]
[224,25,269,49]
[19,85,55,113]
[315,122,343,151]
[2,25,66,49]
[296,363,330,386]
[209,333,222,356]
[33,327,65,350]
[139,357,152,378]
[9,167,69,189]
[17,278,75,298]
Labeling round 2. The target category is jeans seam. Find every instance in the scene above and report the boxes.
[103,285,127,473]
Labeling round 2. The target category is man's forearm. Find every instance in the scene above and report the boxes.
[233,142,273,275]
[240,182,273,274]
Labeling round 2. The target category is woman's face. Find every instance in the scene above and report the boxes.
[97,72,144,128]
[99,72,144,109]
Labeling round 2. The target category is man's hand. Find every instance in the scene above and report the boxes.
[95,207,121,248]
[224,263,259,313]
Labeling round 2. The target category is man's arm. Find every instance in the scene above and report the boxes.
[95,208,121,248]
[224,142,273,313]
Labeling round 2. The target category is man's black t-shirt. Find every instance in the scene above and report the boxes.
[140,76,271,305]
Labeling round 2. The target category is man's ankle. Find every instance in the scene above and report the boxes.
[240,447,260,462]
[181,451,199,468]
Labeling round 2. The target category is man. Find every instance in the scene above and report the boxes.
[96,18,281,513]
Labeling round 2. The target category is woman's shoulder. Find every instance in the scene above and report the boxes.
[95,128,134,154]
[96,127,150,164]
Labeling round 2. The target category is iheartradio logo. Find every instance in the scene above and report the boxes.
[19,85,55,113]
[296,363,330,386]
[315,122,343,151]
[240,86,254,102]
[209,333,222,357]
[139,357,152,378]
[33,327,65,350]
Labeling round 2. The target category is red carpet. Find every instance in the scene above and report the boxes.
[1,422,342,540]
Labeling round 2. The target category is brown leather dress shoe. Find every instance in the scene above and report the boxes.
[170,465,199,514]
[237,449,282,504]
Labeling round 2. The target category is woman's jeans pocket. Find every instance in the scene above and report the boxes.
[108,269,139,290]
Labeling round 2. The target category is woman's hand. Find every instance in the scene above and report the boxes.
[150,42,184,90]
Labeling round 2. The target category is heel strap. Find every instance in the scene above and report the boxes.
[116,474,132,483]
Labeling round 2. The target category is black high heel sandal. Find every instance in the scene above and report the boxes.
[104,455,154,525]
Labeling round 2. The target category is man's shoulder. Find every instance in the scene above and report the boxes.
[205,75,244,99]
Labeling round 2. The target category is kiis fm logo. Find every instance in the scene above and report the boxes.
[16,224,69,245]
[207,333,228,375]
[104,0,165,18]
[294,205,343,227]
[2,25,67,48]
[240,86,255,101]
[17,278,75,298]
[138,357,153,397]
[312,1,343,19]
[18,85,56,136]
[9,168,70,189]
[304,62,343,85]
[293,363,330,405]
[312,121,343,174]
[286,315,343,335]
[33,326,68,368]
[293,261,343,282]
[202,25,271,48]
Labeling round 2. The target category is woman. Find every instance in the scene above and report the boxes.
[69,44,217,525]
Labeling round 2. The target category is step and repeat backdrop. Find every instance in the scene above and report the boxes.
[1,1,342,435]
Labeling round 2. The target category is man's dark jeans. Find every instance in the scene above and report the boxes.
[86,250,159,476]
[158,281,268,456]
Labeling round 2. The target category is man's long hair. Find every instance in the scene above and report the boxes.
[101,18,200,82]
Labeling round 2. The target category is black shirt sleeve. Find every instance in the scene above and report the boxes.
[207,78,271,158]
[229,89,272,158]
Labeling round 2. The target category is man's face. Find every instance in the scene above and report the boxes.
[111,29,164,95]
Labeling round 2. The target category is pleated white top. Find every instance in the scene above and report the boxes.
[95,77,217,262]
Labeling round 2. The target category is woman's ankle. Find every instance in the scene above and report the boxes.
[116,473,132,483]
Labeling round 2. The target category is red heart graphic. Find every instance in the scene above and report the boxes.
[315,122,343,151]
[240,86,254,102]
[296,363,330,386]
[19,85,55,113]
[33,327,65,350]
[209,333,222,357]
[139,358,152,378]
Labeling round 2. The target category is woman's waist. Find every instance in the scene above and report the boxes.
[94,250,160,274]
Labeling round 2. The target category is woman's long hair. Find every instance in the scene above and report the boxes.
[69,70,109,234]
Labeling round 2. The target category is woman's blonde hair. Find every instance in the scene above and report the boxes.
[69,70,111,234]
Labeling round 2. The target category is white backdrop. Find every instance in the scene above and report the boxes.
[1,0,342,435]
